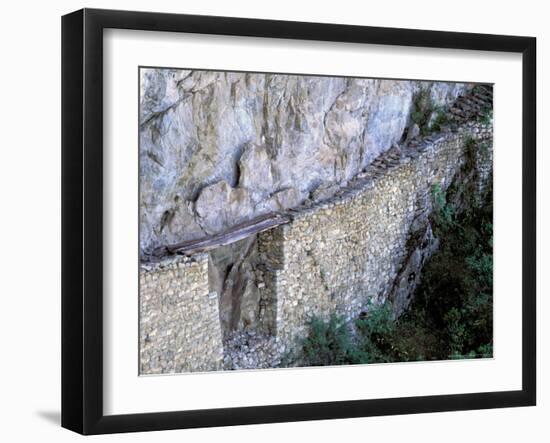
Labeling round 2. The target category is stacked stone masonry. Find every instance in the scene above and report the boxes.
[139,254,223,374]
[139,120,493,373]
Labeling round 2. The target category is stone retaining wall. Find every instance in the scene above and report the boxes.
[139,254,223,374]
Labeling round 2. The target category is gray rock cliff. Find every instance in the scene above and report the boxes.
[139,68,468,256]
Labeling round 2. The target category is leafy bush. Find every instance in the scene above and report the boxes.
[429,108,449,132]
[354,302,397,363]
[410,89,434,136]
[432,184,455,233]
[409,90,450,135]
[293,302,441,366]
[293,306,395,367]
[479,109,493,125]
[299,314,357,366]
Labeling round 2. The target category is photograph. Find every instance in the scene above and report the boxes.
[138,68,494,375]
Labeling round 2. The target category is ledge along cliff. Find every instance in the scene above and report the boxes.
[138,68,493,374]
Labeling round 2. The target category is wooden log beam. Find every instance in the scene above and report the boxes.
[153,212,290,257]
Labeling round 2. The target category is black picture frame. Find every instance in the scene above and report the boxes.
[61,8,536,435]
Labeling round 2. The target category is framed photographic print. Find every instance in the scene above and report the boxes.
[61,8,536,435]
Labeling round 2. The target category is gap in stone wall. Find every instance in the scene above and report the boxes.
[207,235,262,335]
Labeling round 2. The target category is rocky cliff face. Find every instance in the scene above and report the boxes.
[139,68,469,256]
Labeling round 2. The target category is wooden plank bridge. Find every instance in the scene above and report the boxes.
[152,212,290,258]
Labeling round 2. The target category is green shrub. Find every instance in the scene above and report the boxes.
[354,302,396,363]
[299,314,357,366]
[432,184,455,234]
[293,304,400,367]
[409,90,451,135]
[429,108,449,132]
[410,89,434,136]
[479,109,493,125]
